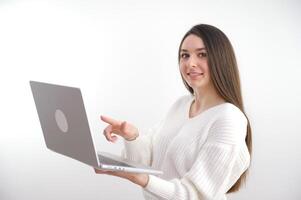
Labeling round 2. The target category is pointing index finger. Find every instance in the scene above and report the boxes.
[100,115,120,126]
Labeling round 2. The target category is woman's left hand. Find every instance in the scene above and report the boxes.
[94,168,149,188]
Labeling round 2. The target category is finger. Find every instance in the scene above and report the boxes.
[120,121,127,134]
[100,115,121,126]
[103,126,119,143]
[119,121,132,139]
[94,168,137,182]
[106,171,136,180]
[103,126,116,142]
[94,168,118,176]
[94,168,104,173]
[95,169,122,177]
[111,135,118,143]
[94,168,110,174]
[121,121,137,139]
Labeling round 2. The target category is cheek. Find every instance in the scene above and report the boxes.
[202,64,210,77]
[179,64,187,77]
[204,69,212,84]
[179,61,187,72]
[204,63,210,73]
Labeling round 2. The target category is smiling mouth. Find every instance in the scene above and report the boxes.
[187,72,204,76]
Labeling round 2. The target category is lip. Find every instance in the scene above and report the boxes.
[187,71,204,80]
[187,72,204,75]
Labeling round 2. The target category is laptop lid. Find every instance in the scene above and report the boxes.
[30,81,100,168]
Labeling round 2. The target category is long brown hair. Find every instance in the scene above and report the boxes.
[178,24,252,193]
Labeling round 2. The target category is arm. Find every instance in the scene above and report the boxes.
[96,98,250,199]
[95,120,164,188]
[96,115,249,199]
[142,114,250,200]
[144,142,239,199]
[122,121,163,166]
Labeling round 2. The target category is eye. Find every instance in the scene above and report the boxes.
[198,52,207,57]
[180,53,189,59]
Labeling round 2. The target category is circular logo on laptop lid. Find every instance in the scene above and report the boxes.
[55,109,69,133]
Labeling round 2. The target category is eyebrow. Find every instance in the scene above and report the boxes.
[180,48,206,52]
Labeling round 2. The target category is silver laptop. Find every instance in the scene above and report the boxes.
[30,81,162,175]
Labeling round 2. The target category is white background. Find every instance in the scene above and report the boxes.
[0,0,300,199]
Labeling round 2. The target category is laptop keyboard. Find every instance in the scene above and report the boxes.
[98,155,133,167]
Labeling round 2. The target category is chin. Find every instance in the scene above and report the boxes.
[188,80,205,87]
[188,82,208,90]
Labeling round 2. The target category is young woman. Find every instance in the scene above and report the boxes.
[95,24,252,200]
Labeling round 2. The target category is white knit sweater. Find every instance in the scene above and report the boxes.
[123,95,250,200]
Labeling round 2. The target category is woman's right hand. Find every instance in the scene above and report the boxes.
[100,115,139,143]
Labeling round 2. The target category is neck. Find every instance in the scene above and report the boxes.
[192,84,225,114]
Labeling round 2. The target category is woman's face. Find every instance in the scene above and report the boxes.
[179,34,211,92]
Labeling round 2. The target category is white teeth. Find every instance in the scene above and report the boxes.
[188,72,204,75]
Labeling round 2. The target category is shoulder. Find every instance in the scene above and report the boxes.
[208,103,248,144]
[212,103,247,124]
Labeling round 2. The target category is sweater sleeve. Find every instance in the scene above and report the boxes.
[121,120,164,166]
[144,114,250,200]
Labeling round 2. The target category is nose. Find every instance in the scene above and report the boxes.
[187,55,198,68]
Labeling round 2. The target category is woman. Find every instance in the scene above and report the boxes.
[95,24,252,200]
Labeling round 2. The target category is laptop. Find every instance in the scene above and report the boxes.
[29,81,162,175]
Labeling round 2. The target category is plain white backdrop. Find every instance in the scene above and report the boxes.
[0,0,300,199]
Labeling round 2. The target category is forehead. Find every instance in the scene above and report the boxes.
[181,34,205,50]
